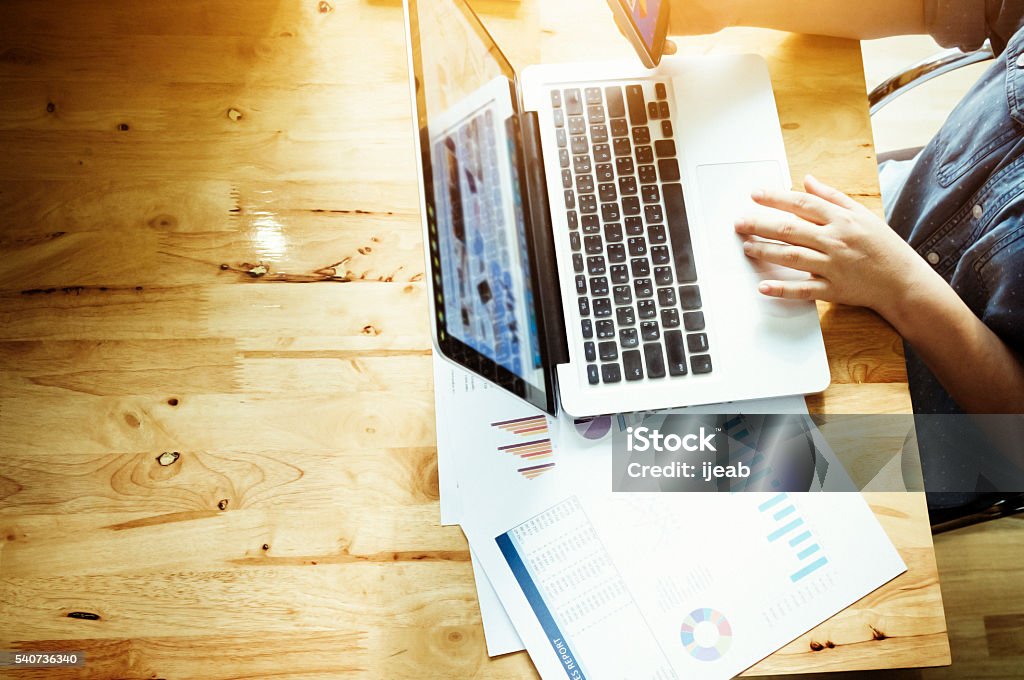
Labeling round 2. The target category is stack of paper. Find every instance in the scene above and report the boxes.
[433,356,906,676]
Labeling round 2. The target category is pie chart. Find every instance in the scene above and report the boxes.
[573,416,612,440]
[680,608,732,661]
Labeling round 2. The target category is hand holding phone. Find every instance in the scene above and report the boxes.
[607,0,672,67]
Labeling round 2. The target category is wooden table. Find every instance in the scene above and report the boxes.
[0,0,949,676]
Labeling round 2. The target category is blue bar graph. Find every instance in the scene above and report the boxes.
[797,544,821,560]
[791,557,829,582]
[789,530,812,547]
[768,518,804,542]
[773,505,797,521]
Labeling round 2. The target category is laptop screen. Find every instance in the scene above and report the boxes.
[407,0,551,410]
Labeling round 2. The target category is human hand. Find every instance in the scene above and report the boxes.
[733,175,932,319]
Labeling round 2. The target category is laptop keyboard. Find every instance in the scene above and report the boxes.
[550,81,712,385]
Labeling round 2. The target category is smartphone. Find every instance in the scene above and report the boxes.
[607,0,671,68]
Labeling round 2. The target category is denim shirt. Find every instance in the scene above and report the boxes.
[886,25,1024,414]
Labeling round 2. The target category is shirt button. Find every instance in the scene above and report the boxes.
[1017,54,1024,68]
[926,251,941,265]
[972,204,983,219]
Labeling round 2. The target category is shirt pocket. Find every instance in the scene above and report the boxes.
[932,33,1024,188]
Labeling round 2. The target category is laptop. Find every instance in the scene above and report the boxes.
[403,0,830,417]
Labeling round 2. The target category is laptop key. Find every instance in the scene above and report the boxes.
[625,216,644,235]
[610,264,629,284]
[567,210,578,231]
[578,297,590,316]
[606,243,626,263]
[620,328,639,350]
[616,156,635,176]
[622,196,641,216]
[648,224,667,244]
[625,84,647,125]
[655,139,676,158]
[582,214,600,233]
[564,190,575,210]
[623,350,644,381]
[594,143,612,163]
[658,101,670,119]
[663,183,697,282]
[575,275,587,296]
[591,124,609,143]
[587,256,605,275]
[565,88,583,115]
[604,222,623,242]
[636,145,654,164]
[551,90,563,108]
[654,266,672,286]
[628,237,647,257]
[645,204,664,224]
[601,363,622,384]
[684,311,705,331]
[579,194,597,214]
[598,341,618,361]
[606,87,626,117]
[633,127,651,145]
[665,330,688,376]
[613,285,632,306]
[616,306,636,326]
[574,155,592,174]
[568,116,586,134]
[584,342,596,362]
[610,117,629,137]
[640,321,660,341]
[655,82,667,100]
[587,104,606,124]
[644,342,666,378]
[570,232,581,252]
[687,333,709,353]
[561,169,573,189]
[613,137,632,156]
[679,285,702,309]
[619,176,638,195]
[571,135,589,154]
[559,149,571,167]
[584,235,603,254]
[590,276,609,296]
[661,308,680,328]
[596,319,615,339]
[573,253,584,273]
[691,354,713,374]
[557,128,567,148]
[553,109,565,128]
[596,163,615,182]
[657,287,677,307]
[630,258,650,277]
[637,299,657,319]
[577,174,594,193]
[581,319,593,339]
[634,277,654,298]
[641,185,660,203]
[599,183,617,202]
[658,158,681,182]
[639,165,657,184]
[587,364,600,385]
[661,120,673,137]
[648,101,660,120]
[585,87,602,104]
[651,245,670,265]
[593,298,613,318]
[601,203,620,222]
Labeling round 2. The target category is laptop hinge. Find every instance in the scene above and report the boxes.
[520,110,570,368]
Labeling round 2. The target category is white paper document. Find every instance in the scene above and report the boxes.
[465,489,905,680]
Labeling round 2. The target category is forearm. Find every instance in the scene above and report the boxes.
[880,266,1024,414]
[672,0,927,39]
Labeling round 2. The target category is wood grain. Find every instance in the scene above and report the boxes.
[0,0,956,677]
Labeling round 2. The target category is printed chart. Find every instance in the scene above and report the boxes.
[759,492,830,583]
[491,415,556,480]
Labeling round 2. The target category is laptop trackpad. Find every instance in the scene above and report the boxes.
[696,161,811,317]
